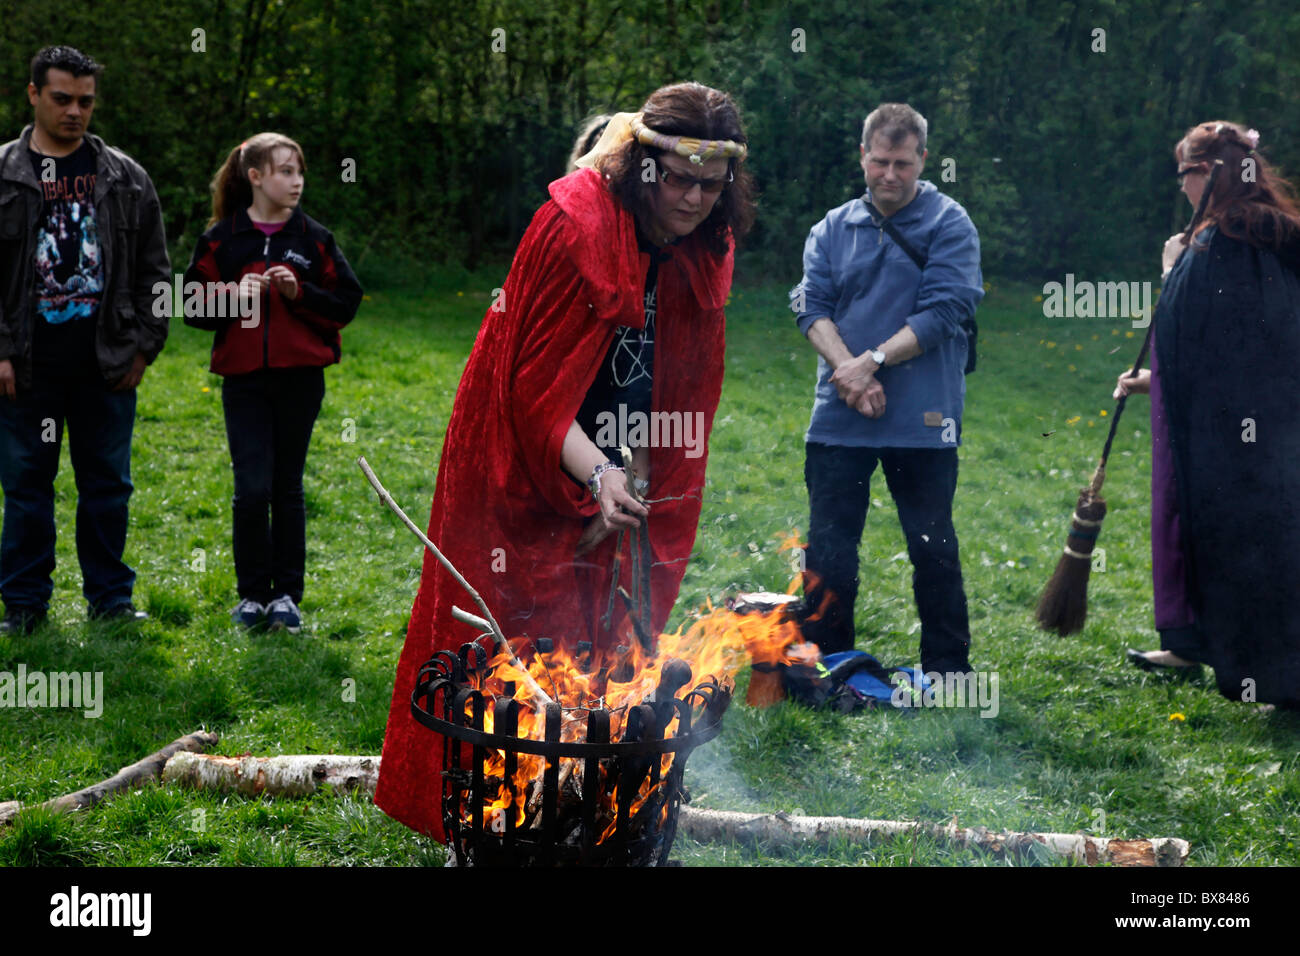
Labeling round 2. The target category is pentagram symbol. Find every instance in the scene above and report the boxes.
[610,287,655,388]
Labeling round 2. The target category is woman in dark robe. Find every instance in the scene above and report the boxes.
[1119,121,1300,709]
[375,83,756,840]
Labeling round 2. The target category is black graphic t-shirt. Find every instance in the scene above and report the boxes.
[577,231,663,456]
[28,140,102,365]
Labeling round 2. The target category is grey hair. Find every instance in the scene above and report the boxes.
[861,103,927,155]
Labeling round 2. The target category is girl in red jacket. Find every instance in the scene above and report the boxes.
[184,132,362,632]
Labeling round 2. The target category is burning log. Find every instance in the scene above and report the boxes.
[0,730,219,826]
[676,807,1189,867]
[162,753,379,797]
[410,643,735,866]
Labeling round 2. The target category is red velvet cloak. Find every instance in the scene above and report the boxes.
[375,168,733,839]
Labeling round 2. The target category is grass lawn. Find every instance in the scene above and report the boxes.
[1,266,1297,867]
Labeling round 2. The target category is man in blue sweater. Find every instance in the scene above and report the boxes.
[791,103,983,676]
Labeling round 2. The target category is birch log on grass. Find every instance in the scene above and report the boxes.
[158,753,1188,867]
[163,752,380,797]
[0,730,219,826]
[676,807,1189,867]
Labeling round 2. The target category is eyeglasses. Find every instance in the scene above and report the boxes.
[1176,164,1205,182]
[655,158,733,195]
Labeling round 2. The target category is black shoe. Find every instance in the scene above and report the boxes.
[89,602,149,623]
[1126,648,1200,672]
[0,607,46,635]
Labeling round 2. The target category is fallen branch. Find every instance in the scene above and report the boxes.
[676,807,1189,867]
[163,752,379,797]
[356,455,554,709]
[0,730,219,826]
[154,753,1188,867]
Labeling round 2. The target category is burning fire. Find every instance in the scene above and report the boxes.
[451,532,816,844]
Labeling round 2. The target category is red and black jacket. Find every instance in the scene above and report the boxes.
[183,206,362,375]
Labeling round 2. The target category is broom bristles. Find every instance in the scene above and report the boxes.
[1035,488,1107,635]
[1036,551,1092,634]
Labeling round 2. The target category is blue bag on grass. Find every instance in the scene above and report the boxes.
[784,650,933,711]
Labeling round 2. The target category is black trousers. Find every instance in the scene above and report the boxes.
[802,442,972,674]
[221,367,325,605]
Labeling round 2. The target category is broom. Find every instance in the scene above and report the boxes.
[1035,159,1223,635]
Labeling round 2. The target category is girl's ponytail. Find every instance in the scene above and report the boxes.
[207,132,308,228]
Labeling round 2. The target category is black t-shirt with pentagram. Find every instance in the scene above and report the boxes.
[27,140,103,369]
[576,231,664,456]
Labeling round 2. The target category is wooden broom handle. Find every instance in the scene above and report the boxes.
[1090,159,1225,493]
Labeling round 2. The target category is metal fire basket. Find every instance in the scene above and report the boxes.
[411,642,731,866]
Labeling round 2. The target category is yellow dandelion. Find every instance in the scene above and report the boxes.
[1111,329,1119,335]
[983,282,991,292]
[1033,294,1043,302]
[1100,410,1108,417]
[1068,364,1077,372]
[457,291,464,296]
[1169,712,1186,722]
[201,386,210,393]
[1074,344,1083,351]
[362,294,372,301]
[1066,415,1081,425]
[1087,420,1096,427]
[1125,330,1135,338]
[1092,334,1099,341]
[1046,341,1056,349]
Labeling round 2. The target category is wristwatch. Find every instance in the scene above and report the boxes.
[869,347,887,369]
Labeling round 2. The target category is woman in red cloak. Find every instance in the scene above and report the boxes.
[376,83,755,839]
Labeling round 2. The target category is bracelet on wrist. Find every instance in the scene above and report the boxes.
[587,461,624,499]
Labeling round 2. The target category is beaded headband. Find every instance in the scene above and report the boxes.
[574,111,748,169]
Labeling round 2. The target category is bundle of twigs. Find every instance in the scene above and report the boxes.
[1036,160,1223,635]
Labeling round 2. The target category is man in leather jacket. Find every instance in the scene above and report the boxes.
[0,46,170,633]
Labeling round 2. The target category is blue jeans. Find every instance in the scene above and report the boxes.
[0,368,137,614]
[802,442,971,674]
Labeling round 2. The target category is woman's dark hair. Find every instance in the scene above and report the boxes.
[208,132,307,227]
[1178,121,1300,251]
[598,82,755,257]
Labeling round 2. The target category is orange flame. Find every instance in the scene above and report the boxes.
[454,533,813,843]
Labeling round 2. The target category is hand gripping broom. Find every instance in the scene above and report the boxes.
[1035,160,1223,635]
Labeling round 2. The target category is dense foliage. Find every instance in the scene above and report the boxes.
[3,0,1299,279]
